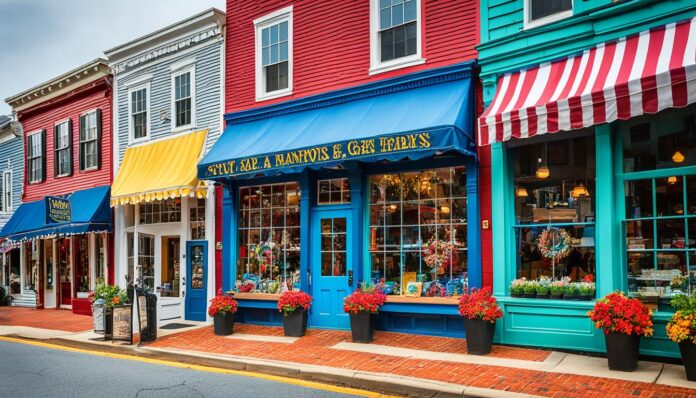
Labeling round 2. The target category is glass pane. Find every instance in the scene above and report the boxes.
[333,252,346,276]
[626,220,654,250]
[656,176,685,216]
[689,219,696,249]
[380,7,391,30]
[657,219,686,249]
[262,27,270,47]
[392,3,403,25]
[516,225,595,281]
[530,0,572,21]
[190,246,204,289]
[279,21,288,41]
[627,251,654,294]
[321,252,332,276]
[625,179,653,219]
[404,0,417,22]
[270,24,278,44]
[688,175,696,215]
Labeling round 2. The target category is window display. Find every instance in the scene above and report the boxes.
[139,198,181,224]
[138,233,155,292]
[76,236,90,294]
[190,198,206,240]
[235,182,301,293]
[44,240,53,290]
[369,167,467,297]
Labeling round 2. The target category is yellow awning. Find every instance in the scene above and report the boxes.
[110,130,208,207]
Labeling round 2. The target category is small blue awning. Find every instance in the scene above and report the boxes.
[199,63,475,179]
[0,185,112,242]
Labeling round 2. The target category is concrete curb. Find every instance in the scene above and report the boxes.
[41,336,543,398]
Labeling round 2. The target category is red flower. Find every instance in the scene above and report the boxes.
[343,288,387,314]
[208,292,239,317]
[112,296,120,305]
[277,291,313,314]
[587,292,654,337]
[582,274,595,283]
[458,288,502,323]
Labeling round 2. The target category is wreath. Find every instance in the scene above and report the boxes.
[537,227,571,260]
[423,238,455,271]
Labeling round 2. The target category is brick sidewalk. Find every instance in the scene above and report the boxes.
[148,324,696,398]
[0,307,92,332]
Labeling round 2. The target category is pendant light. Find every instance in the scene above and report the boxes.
[672,150,685,163]
[571,182,589,198]
[536,143,550,179]
[667,176,678,185]
[515,187,529,198]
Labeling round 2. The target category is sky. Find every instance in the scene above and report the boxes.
[0,0,226,116]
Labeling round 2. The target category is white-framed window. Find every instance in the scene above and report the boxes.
[54,121,71,177]
[524,0,573,29]
[128,83,150,142]
[254,6,293,101]
[1,170,11,213]
[27,130,44,183]
[171,66,195,131]
[370,0,424,75]
[80,110,99,171]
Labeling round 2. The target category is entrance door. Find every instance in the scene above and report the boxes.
[311,209,352,329]
[58,239,71,306]
[185,241,207,321]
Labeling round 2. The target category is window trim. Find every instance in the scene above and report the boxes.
[369,0,425,76]
[254,5,294,102]
[523,0,574,30]
[128,82,151,144]
[53,119,72,178]
[170,65,196,133]
[26,130,43,184]
[79,109,100,172]
[1,170,11,214]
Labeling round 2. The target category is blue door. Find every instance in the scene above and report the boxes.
[311,209,352,329]
[185,241,207,321]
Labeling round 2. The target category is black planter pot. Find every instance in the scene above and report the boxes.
[550,293,563,300]
[349,312,376,343]
[536,292,550,299]
[104,307,113,340]
[604,332,640,371]
[510,292,522,298]
[564,293,578,300]
[578,294,594,301]
[283,310,308,337]
[213,312,235,336]
[522,293,536,299]
[464,318,496,355]
[680,341,696,381]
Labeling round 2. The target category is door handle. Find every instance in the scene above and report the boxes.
[347,270,353,287]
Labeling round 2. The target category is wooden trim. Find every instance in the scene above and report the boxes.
[233,292,280,301]
[385,295,459,305]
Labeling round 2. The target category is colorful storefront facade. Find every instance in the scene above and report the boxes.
[2,59,115,315]
[105,8,226,323]
[478,0,696,357]
[0,116,24,301]
[202,0,489,336]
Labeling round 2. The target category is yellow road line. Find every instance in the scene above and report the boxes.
[0,336,399,398]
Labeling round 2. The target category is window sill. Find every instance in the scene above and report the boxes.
[369,57,426,76]
[385,295,459,305]
[256,88,293,103]
[233,292,280,301]
[80,166,99,173]
[523,10,573,30]
[129,136,150,146]
[171,124,197,134]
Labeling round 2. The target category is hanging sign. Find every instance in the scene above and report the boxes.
[45,196,71,224]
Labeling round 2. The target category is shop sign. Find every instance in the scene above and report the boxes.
[111,305,133,344]
[202,131,433,178]
[45,196,71,224]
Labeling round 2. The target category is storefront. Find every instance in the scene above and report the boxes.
[0,185,113,314]
[111,130,215,323]
[199,63,480,335]
[479,18,695,357]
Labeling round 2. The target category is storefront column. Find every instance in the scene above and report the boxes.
[466,156,481,288]
[114,206,126,288]
[348,166,363,289]
[594,124,622,296]
[490,142,514,297]
[222,181,236,292]
[205,184,216,317]
[299,170,311,293]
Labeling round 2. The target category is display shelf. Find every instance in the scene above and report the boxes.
[233,292,281,301]
[385,295,459,305]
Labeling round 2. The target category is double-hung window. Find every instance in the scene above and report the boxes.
[80,110,99,170]
[172,68,194,129]
[130,86,149,141]
[524,0,573,29]
[27,131,44,183]
[55,121,71,177]
[371,0,423,74]
[255,6,292,101]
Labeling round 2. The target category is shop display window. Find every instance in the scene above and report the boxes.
[318,178,351,205]
[190,198,206,240]
[138,233,155,292]
[369,167,468,297]
[95,235,105,282]
[9,249,19,294]
[126,232,134,285]
[25,242,39,290]
[160,237,180,298]
[512,135,596,283]
[44,240,53,290]
[139,198,181,225]
[236,182,301,293]
[76,236,90,294]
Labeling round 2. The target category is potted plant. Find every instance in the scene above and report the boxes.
[208,289,239,336]
[666,294,696,381]
[458,288,503,355]
[277,290,312,337]
[549,278,567,299]
[536,276,551,298]
[578,282,596,301]
[510,278,527,298]
[91,279,124,334]
[343,282,387,343]
[522,281,537,298]
[588,292,654,371]
[660,276,688,312]
[563,283,578,300]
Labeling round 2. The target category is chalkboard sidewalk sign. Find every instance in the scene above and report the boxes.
[111,305,133,345]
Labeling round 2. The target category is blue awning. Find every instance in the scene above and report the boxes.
[0,185,112,242]
[199,63,475,179]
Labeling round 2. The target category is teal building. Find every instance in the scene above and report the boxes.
[478,0,696,358]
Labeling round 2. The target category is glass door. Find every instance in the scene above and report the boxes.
[185,241,207,321]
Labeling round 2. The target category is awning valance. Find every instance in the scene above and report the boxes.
[479,18,696,146]
[0,185,112,242]
[199,68,475,180]
[111,130,208,206]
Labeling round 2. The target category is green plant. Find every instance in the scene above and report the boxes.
[93,278,128,308]
[578,282,596,296]
[523,281,538,295]
[672,294,696,314]
[536,284,550,295]
[563,283,578,295]
[510,278,527,295]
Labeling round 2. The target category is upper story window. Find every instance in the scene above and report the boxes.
[27,130,44,183]
[80,110,100,171]
[54,120,72,177]
[255,6,293,101]
[129,85,149,142]
[1,170,12,213]
[525,0,573,29]
[172,68,194,130]
[370,0,423,75]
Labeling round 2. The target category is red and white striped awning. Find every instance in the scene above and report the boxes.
[478,18,696,146]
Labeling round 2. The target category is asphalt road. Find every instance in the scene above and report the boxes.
[0,339,365,398]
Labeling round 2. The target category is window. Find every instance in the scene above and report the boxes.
[44,240,53,291]
[139,199,181,225]
[80,110,99,170]
[525,0,573,28]
[237,182,300,291]
[623,114,696,173]
[369,167,468,297]
[76,235,89,293]
[255,6,292,100]
[321,218,347,276]
[173,70,194,128]
[512,135,596,282]
[370,0,423,74]
[129,86,149,141]
[318,178,351,205]
[1,170,11,213]
[96,235,106,282]
[190,198,206,240]
[138,233,155,292]
[54,121,71,177]
[27,131,44,183]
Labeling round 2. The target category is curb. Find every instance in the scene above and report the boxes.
[42,336,543,398]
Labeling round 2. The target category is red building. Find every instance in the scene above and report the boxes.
[3,59,114,314]
[199,0,490,335]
